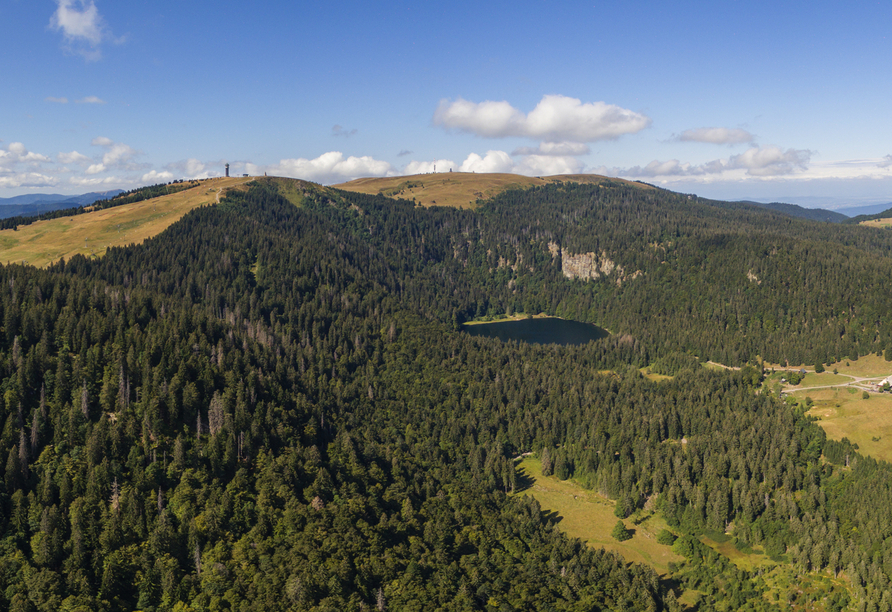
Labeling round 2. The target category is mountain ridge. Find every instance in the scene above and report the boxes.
[0,189,125,218]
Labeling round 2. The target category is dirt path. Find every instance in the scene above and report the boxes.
[780,372,886,394]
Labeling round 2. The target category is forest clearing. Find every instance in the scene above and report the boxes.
[514,456,682,574]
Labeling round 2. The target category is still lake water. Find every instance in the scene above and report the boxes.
[463,317,608,346]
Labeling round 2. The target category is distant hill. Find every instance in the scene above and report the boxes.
[0,189,124,219]
[335,173,856,223]
[726,200,848,223]
[334,172,651,208]
[837,202,892,218]
[844,206,892,225]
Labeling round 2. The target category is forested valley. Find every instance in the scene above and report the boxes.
[4,177,892,610]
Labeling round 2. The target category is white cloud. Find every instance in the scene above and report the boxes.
[401,151,582,178]
[458,150,516,173]
[58,151,91,165]
[618,146,812,180]
[163,158,209,178]
[0,173,57,189]
[402,159,457,175]
[69,175,120,187]
[513,155,584,176]
[184,158,206,177]
[76,96,106,104]
[678,127,755,145]
[142,170,174,183]
[434,94,651,143]
[266,151,393,184]
[622,159,700,178]
[728,146,812,176]
[512,142,591,156]
[85,163,106,175]
[435,99,525,139]
[46,96,69,104]
[91,137,138,167]
[0,143,50,165]
[49,0,111,60]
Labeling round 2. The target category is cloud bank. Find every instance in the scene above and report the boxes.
[678,127,755,145]
[0,143,56,189]
[262,152,393,184]
[617,146,813,179]
[511,142,591,157]
[434,94,651,143]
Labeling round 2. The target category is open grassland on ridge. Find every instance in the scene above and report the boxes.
[333,172,653,209]
[0,176,252,268]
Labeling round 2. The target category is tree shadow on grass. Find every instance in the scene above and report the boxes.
[542,509,563,525]
[513,466,535,493]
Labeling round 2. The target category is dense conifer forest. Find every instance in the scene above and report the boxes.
[4,177,892,610]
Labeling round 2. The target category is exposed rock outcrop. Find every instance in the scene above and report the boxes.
[547,241,641,284]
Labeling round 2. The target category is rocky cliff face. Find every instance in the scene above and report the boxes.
[548,242,641,283]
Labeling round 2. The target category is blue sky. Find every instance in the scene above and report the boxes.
[2,0,891,208]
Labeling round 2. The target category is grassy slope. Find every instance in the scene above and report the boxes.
[333,172,653,209]
[760,354,892,463]
[0,177,252,268]
[517,458,851,609]
[264,176,323,206]
[808,388,892,463]
[515,456,682,574]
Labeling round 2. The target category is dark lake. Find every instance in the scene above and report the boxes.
[462,317,609,346]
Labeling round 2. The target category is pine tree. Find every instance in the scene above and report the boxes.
[541,447,553,476]
[208,391,224,436]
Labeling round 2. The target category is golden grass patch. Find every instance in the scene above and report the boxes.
[790,372,852,389]
[699,536,776,571]
[828,353,892,378]
[514,457,682,574]
[641,369,674,383]
[0,177,252,268]
[860,217,892,229]
[808,388,892,463]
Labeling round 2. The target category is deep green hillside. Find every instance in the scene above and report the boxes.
[723,200,848,223]
[4,178,892,609]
